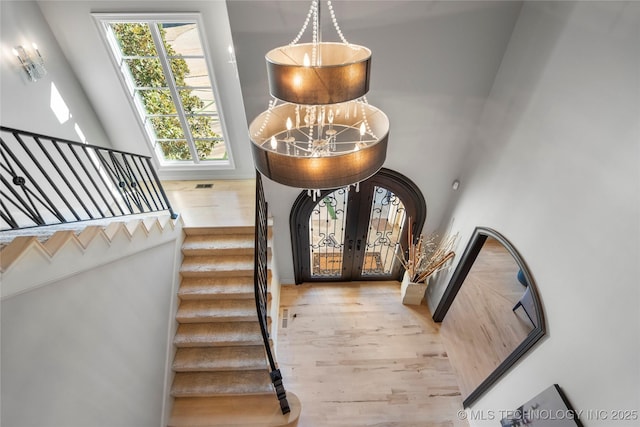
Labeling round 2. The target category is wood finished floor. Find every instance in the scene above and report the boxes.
[162,179,255,227]
[277,282,468,427]
[439,238,533,400]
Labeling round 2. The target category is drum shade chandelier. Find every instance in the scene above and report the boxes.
[249,0,389,190]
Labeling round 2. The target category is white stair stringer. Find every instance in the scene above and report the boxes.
[0,213,184,299]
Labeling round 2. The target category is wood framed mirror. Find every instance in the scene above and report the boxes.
[432,227,546,407]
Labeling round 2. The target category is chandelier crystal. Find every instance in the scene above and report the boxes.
[249,0,389,190]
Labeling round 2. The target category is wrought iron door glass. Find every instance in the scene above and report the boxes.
[309,188,349,278]
[361,186,406,276]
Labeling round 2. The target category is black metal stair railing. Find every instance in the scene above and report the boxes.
[254,171,290,415]
[0,126,177,230]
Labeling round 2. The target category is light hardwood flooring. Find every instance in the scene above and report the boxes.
[439,237,533,400]
[162,179,255,227]
[277,282,468,427]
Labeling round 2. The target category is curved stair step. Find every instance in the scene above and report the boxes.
[179,276,255,300]
[173,346,268,372]
[171,371,273,397]
[168,394,301,427]
[174,322,263,347]
[177,299,258,323]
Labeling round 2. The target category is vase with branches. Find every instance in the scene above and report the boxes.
[397,219,458,284]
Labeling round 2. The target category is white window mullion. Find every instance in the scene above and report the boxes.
[148,22,200,163]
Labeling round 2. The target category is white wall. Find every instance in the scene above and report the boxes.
[0,0,111,147]
[426,1,640,424]
[1,240,181,427]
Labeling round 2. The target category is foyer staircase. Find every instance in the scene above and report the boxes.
[169,226,300,427]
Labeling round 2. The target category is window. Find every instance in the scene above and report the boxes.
[95,14,232,168]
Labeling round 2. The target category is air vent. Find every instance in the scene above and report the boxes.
[282,308,289,328]
[195,183,213,189]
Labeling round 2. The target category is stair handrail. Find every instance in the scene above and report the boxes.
[254,170,290,415]
[0,126,177,230]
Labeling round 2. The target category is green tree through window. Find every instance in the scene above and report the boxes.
[111,22,220,161]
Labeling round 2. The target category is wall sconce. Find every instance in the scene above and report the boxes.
[12,43,46,82]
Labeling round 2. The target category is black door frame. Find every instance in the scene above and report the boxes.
[290,168,426,284]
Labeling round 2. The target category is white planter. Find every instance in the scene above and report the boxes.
[400,271,428,305]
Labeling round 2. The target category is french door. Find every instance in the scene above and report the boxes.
[291,169,426,283]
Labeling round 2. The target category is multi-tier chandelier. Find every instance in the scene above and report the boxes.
[249,0,389,190]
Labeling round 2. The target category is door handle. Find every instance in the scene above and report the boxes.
[356,239,362,251]
[348,240,353,251]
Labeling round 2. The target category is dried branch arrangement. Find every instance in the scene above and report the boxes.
[397,219,458,283]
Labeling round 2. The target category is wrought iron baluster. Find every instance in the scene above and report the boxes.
[82,145,127,216]
[0,176,45,225]
[254,171,290,415]
[143,157,177,218]
[131,156,160,211]
[95,150,134,214]
[48,138,96,219]
[1,135,65,223]
[31,136,84,221]
[0,196,18,229]
[68,144,111,218]
[109,151,142,212]
[0,144,44,225]
[0,126,177,229]
[119,153,148,212]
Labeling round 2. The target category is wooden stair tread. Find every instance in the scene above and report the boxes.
[177,299,258,323]
[173,346,268,372]
[171,371,273,396]
[168,393,301,427]
[180,255,256,277]
[182,234,254,256]
[184,226,256,236]
[174,322,263,347]
[179,277,255,300]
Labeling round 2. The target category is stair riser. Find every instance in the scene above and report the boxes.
[172,366,267,373]
[184,227,255,236]
[182,247,254,257]
[178,290,271,301]
[178,277,269,300]
[178,291,255,300]
[177,315,259,324]
[174,340,264,348]
[180,269,255,278]
[171,391,273,398]
[179,266,272,277]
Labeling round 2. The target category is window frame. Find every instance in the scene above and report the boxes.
[93,12,236,171]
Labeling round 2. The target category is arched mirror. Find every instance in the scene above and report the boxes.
[432,227,545,407]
